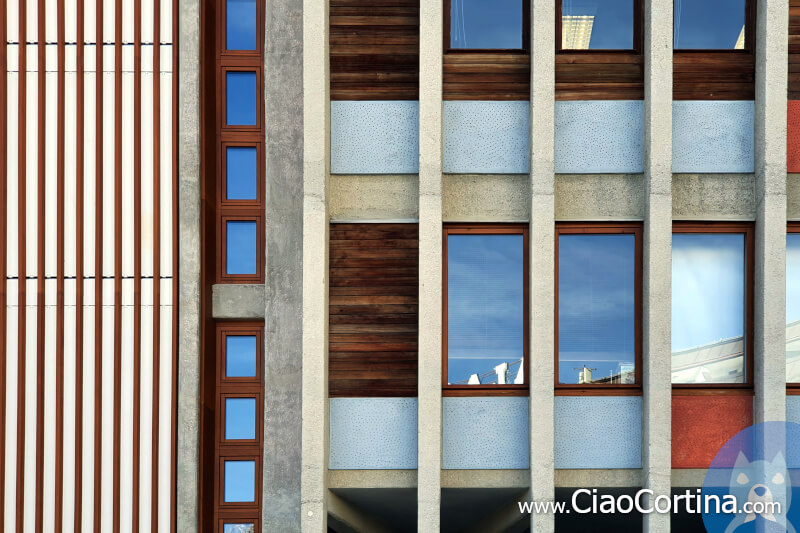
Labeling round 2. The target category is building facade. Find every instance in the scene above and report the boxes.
[2,0,800,531]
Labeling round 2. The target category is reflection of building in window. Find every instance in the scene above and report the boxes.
[788,319,800,382]
[734,25,745,49]
[562,15,595,49]
[582,364,635,384]
[452,358,525,385]
[672,335,745,384]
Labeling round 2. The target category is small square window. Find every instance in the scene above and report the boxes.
[226,220,258,275]
[226,71,258,126]
[449,0,525,50]
[225,397,257,440]
[226,335,258,377]
[226,0,257,51]
[226,146,258,200]
[674,0,747,50]
[560,0,635,50]
[223,460,256,503]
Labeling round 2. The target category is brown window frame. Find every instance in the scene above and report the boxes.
[788,222,800,394]
[443,224,530,396]
[443,0,531,54]
[555,0,643,54]
[554,222,643,396]
[672,0,756,53]
[671,222,754,395]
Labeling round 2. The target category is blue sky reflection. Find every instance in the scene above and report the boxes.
[450,0,523,49]
[674,0,745,49]
[562,0,634,49]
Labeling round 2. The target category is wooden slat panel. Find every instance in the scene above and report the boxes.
[443,53,530,100]
[329,223,419,397]
[792,2,800,96]
[674,52,755,100]
[555,52,644,101]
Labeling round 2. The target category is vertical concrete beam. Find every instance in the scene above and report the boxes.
[264,0,304,528]
[753,0,788,424]
[529,1,555,532]
[417,0,443,528]
[176,0,202,529]
[301,0,330,527]
[642,1,672,532]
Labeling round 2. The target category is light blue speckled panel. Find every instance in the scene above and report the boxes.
[330,101,419,174]
[555,396,642,469]
[442,397,530,469]
[672,101,754,173]
[555,101,643,173]
[443,101,530,174]
[787,397,800,468]
[329,398,418,469]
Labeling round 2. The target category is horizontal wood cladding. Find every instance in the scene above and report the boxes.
[674,52,755,100]
[790,2,800,98]
[330,0,420,100]
[555,53,644,100]
[329,223,419,397]
[443,53,531,100]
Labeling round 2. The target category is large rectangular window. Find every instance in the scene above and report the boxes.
[556,223,641,390]
[789,225,800,384]
[674,0,749,50]
[444,225,528,394]
[558,0,637,50]
[447,0,528,50]
[672,223,753,387]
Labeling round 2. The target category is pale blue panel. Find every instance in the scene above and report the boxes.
[788,397,800,468]
[329,398,418,469]
[672,101,754,173]
[444,101,530,174]
[555,396,642,469]
[443,397,529,469]
[555,101,643,173]
[330,101,419,174]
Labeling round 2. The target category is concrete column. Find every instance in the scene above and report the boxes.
[176,0,202,529]
[417,0,443,528]
[264,0,304,528]
[300,0,330,527]
[529,1,555,532]
[753,0,788,424]
[642,1,672,532]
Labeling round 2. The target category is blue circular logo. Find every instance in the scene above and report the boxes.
[702,421,800,533]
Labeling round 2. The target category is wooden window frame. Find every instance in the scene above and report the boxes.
[443,224,530,397]
[218,214,265,283]
[671,222,754,395]
[218,0,264,58]
[789,222,800,394]
[555,0,644,54]
[219,141,264,208]
[672,0,756,53]
[554,222,643,396]
[219,64,264,133]
[443,0,531,54]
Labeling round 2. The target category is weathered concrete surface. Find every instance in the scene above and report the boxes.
[554,174,644,220]
[672,174,756,220]
[789,174,800,219]
[671,469,707,488]
[555,469,642,488]
[327,470,418,489]
[443,174,529,222]
[329,174,419,221]
[211,284,266,319]
[441,470,530,489]
[177,0,201,529]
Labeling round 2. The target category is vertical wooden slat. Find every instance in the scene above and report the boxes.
[35,0,46,526]
[0,0,7,525]
[151,0,162,528]
[112,0,123,528]
[132,0,142,527]
[93,0,104,529]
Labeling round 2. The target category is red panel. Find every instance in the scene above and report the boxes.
[672,395,753,469]
[788,101,800,172]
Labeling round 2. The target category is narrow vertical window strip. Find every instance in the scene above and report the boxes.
[132,0,143,528]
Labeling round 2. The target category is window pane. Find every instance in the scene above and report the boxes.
[223,460,255,502]
[225,398,257,440]
[561,0,634,50]
[226,146,258,200]
[223,524,255,533]
[672,233,745,384]
[558,234,636,384]
[226,72,257,126]
[226,0,256,50]
[226,335,257,377]
[450,0,523,49]
[226,220,257,275]
[674,0,746,49]
[788,234,800,382]
[447,234,524,385]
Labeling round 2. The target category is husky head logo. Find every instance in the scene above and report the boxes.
[723,451,793,532]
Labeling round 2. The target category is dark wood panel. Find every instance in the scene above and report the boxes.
[330,0,419,100]
[443,53,530,100]
[791,1,800,96]
[555,53,644,100]
[675,51,755,100]
[329,223,419,397]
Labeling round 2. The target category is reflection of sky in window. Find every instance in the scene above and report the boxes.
[223,524,255,533]
[226,0,256,50]
[558,234,635,384]
[674,0,745,49]
[226,335,257,377]
[672,233,745,352]
[226,220,257,275]
[226,72,257,126]
[562,0,633,49]
[447,234,524,384]
[450,0,523,49]
[789,235,800,324]
[225,398,256,440]
[226,147,258,200]
[224,460,255,502]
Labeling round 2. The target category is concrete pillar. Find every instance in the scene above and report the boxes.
[263,0,304,528]
[417,0,443,527]
[529,1,555,531]
[642,1,673,532]
[176,0,202,529]
[753,0,788,424]
[300,0,330,527]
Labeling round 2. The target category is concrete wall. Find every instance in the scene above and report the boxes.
[329,174,419,221]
